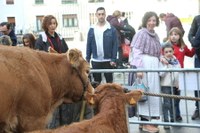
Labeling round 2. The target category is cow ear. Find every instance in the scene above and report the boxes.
[125,90,142,106]
[68,48,82,68]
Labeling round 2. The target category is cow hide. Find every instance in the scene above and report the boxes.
[0,45,93,133]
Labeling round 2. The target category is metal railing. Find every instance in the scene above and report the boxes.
[90,68,200,128]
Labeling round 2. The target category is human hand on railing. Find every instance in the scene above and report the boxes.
[110,61,117,68]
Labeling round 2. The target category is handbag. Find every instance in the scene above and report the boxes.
[131,78,149,102]
[121,43,130,58]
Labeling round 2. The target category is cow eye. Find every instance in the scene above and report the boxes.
[86,70,89,74]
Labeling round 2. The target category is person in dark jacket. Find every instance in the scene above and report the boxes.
[107,10,135,68]
[86,7,118,84]
[188,15,200,68]
[159,13,185,36]
[190,17,200,120]
[192,27,200,60]
[35,15,76,129]
[0,22,17,46]
[35,15,68,53]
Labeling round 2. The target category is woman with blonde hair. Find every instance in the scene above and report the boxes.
[107,10,131,68]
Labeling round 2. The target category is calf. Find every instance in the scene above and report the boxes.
[29,83,142,133]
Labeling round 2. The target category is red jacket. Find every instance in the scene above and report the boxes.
[173,44,195,68]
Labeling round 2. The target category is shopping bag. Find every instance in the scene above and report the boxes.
[132,78,149,102]
[121,43,130,58]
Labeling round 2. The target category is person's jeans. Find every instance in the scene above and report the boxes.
[91,61,113,83]
[194,55,200,110]
[174,89,181,117]
[194,55,200,68]
[194,90,200,110]
[161,87,180,121]
[47,102,93,129]
[117,46,128,67]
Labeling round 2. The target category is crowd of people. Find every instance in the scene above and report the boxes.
[0,6,200,133]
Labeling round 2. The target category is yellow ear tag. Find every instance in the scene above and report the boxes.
[70,61,74,65]
[130,98,136,104]
[89,97,95,105]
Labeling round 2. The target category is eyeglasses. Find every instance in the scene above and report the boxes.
[164,50,173,54]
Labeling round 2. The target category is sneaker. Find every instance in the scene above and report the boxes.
[191,110,199,120]
[176,116,182,121]
[139,124,143,129]
[142,125,159,133]
[164,125,170,129]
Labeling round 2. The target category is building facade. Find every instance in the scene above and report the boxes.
[0,0,199,40]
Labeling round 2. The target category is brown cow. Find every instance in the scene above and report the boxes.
[28,83,142,133]
[0,45,94,133]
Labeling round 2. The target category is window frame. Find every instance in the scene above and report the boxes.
[88,0,104,3]
[35,0,44,4]
[7,17,15,29]
[36,15,44,31]
[62,14,78,28]
[6,0,14,4]
[61,0,77,4]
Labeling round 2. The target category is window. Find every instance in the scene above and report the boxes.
[63,14,78,27]
[125,12,134,20]
[6,0,14,4]
[35,0,44,4]
[88,0,104,3]
[36,16,44,31]
[89,13,96,26]
[62,0,77,4]
[7,17,15,29]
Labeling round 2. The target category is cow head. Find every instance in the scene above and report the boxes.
[67,49,94,101]
[85,83,142,108]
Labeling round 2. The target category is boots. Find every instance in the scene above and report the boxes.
[192,90,200,120]
[191,109,199,120]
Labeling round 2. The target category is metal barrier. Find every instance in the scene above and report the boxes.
[90,68,200,128]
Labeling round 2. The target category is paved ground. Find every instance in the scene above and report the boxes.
[129,87,200,133]
[92,72,200,133]
[116,73,200,133]
[129,124,200,133]
[129,109,200,133]
[102,72,200,133]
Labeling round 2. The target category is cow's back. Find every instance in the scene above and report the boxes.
[0,46,52,131]
[0,46,93,132]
